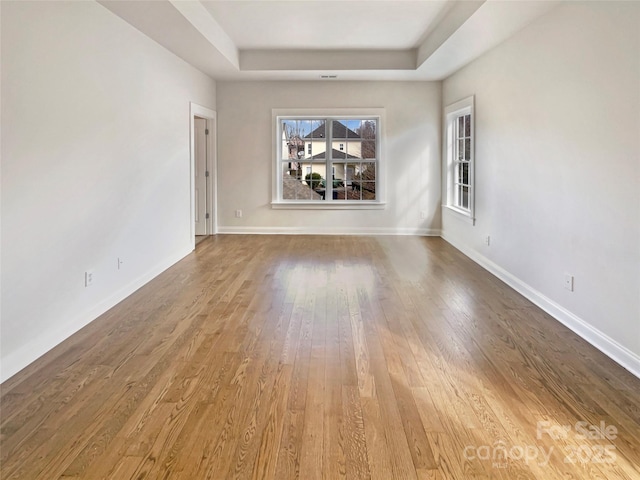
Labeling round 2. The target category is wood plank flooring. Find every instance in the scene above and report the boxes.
[1,235,639,479]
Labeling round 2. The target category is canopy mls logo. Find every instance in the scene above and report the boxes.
[463,420,619,470]
[463,440,553,469]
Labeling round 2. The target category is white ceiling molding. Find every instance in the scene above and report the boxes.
[97,0,239,78]
[98,0,560,81]
[416,0,485,67]
[419,0,561,79]
[169,0,239,69]
[240,49,417,71]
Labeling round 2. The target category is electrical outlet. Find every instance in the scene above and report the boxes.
[564,273,574,292]
[117,258,124,270]
[485,235,491,246]
[420,210,426,220]
[235,209,243,218]
[85,271,94,287]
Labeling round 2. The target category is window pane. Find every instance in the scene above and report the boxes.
[332,163,345,184]
[333,121,348,139]
[282,120,306,161]
[458,139,464,160]
[462,162,469,185]
[333,175,351,200]
[283,167,323,200]
[333,147,347,159]
[281,123,289,161]
[295,120,312,139]
[346,120,361,137]
[464,139,471,160]
[284,162,301,181]
[333,185,347,200]
[310,120,326,138]
[360,120,376,140]
[457,163,464,184]
[464,114,471,137]
[351,164,363,194]
[462,186,469,209]
[346,141,361,159]
[458,116,464,137]
[309,141,325,160]
[350,163,376,200]
[302,164,324,189]
[295,145,305,160]
[344,163,357,184]
[361,140,376,159]
[360,183,376,200]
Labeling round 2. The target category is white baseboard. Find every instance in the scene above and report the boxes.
[441,232,640,379]
[218,226,442,236]
[0,246,193,383]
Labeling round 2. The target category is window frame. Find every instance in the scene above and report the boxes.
[272,108,386,210]
[443,96,475,223]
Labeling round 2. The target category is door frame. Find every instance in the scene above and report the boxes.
[189,102,217,249]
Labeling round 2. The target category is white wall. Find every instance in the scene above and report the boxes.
[0,1,216,381]
[442,1,640,374]
[216,81,441,235]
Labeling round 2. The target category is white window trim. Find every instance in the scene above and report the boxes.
[272,108,386,209]
[443,96,475,224]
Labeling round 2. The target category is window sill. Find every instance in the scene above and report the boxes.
[272,201,386,210]
[442,205,475,225]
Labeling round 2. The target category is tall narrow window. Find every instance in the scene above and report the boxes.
[445,96,474,222]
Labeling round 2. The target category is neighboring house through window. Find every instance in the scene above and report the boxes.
[444,96,475,222]
[274,109,384,208]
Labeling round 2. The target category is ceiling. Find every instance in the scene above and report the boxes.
[99,0,559,81]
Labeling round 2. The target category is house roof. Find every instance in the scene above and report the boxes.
[311,148,359,160]
[282,173,322,200]
[304,122,359,140]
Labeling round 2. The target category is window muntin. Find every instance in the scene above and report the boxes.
[445,97,474,220]
[278,116,380,203]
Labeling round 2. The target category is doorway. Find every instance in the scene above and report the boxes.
[190,103,217,249]
[194,116,208,236]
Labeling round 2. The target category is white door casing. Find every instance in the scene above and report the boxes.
[194,117,207,235]
[189,102,217,249]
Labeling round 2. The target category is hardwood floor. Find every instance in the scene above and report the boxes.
[1,235,639,479]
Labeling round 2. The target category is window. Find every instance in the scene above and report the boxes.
[274,110,384,208]
[444,96,474,222]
